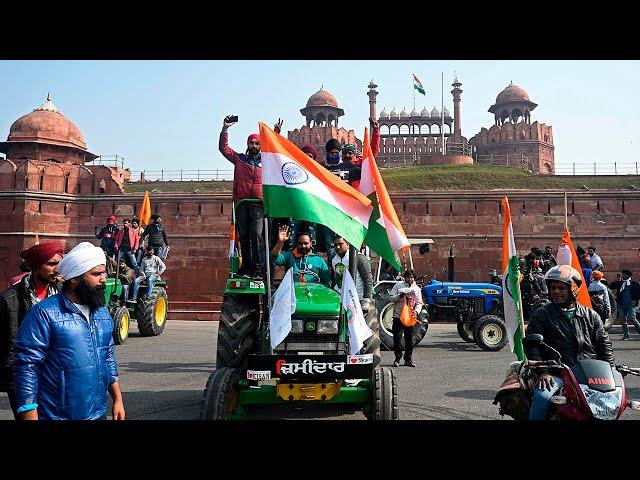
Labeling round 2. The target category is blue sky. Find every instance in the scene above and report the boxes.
[0,60,638,175]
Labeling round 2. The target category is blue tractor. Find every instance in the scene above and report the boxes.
[422,280,508,351]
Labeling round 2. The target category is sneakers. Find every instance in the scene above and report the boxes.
[392,360,400,367]
[622,334,631,340]
[404,360,416,367]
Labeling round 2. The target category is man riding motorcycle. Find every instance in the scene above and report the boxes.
[524,265,614,420]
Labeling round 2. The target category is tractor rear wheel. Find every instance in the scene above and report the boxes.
[457,321,475,343]
[137,287,168,336]
[474,315,508,352]
[378,302,429,351]
[366,367,399,420]
[200,367,242,420]
[216,293,259,370]
[112,306,130,345]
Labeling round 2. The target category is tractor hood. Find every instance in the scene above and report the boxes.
[293,282,341,317]
[423,280,502,297]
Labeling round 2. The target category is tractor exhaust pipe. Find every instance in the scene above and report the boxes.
[448,245,455,282]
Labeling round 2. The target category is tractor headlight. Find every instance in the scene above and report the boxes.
[291,319,304,334]
[317,320,338,334]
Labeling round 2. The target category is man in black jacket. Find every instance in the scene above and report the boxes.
[609,269,640,340]
[525,265,614,420]
[140,215,169,258]
[0,241,63,418]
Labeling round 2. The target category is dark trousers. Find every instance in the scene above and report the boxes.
[5,389,19,420]
[236,202,265,275]
[118,249,141,276]
[392,317,413,362]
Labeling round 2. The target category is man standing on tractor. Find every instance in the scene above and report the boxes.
[331,236,373,313]
[140,215,169,259]
[95,215,119,259]
[525,265,614,420]
[131,245,166,302]
[114,218,141,277]
[0,241,64,419]
[271,225,331,287]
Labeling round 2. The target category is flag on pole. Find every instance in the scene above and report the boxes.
[558,227,593,308]
[341,269,373,355]
[413,74,426,96]
[228,224,236,257]
[260,122,373,248]
[359,127,410,270]
[139,191,152,227]
[270,268,296,349]
[501,197,526,360]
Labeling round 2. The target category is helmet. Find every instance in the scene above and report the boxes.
[544,265,582,299]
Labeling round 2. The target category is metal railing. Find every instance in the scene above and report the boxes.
[475,153,532,170]
[127,169,234,182]
[91,154,126,169]
[554,162,640,176]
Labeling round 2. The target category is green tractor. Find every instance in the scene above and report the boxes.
[200,200,397,420]
[104,266,169,345]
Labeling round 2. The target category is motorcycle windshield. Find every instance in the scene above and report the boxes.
[579,384,623,420]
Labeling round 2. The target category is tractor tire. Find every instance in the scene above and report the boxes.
[474,315,508,352]
[360,304,380,368]
[200,367,242,420]
[366,367,399,420]
[137,287,169,336]
[604,288,617,331]
[457,321,475,343]
[216,293,259,370]
[112,306,131,345]
[378,302,429,351]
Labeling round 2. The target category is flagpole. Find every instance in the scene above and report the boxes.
[564,191,568,230]
[441,72,445,155]
[412,75,416,110]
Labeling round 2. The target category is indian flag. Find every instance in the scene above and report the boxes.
[557,227,593,308]
[359,127,410,271]
[259,122,373,248]
[413,74,426,96]
[501,197,525,360]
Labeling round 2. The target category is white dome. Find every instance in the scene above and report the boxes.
[431,107,440,118]
[400,106,409,117]
[390,107,399,118]
[443,107,451,118]
[410,107,419,117]
[420,107,430,117]
[379,107,389,119]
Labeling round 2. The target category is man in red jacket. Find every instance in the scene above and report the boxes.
[114,218,141,276]
[219,116,282,278]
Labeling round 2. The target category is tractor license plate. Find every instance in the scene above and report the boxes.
[248,354,373,380]
[247,370,271,381]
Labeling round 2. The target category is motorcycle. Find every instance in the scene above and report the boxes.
[494,334,640,420]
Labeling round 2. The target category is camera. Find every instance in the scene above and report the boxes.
[226,115,238,123]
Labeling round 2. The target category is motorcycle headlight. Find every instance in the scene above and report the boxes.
[290,319,303,334]
[317,320,338,334]
[580,385,623,420]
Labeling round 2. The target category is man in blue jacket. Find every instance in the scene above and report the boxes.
[13,242,125,420]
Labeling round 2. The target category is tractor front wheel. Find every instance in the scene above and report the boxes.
[112,306,130,345]
[200,367,243,420]
[474,315,508,352]
[366,367,399,420]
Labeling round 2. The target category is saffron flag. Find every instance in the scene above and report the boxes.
[341,269,373,355]
[139,191,152,227]
[558,227,593,308]
[270,268,296,349]
[260,122,373,248]
[413,74,426,95]
[359,127,410,270]
[501,197,525,360]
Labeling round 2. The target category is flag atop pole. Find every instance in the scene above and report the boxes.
[501,197,526,360]
[558,227,593,308]
[260,122,373,248]
[413,74,426,95]
[139,191,152,227]
[359,127,410,270]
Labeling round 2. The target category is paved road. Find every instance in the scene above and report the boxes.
[2,321,639,420]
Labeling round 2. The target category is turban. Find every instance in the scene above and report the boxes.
[591,271,603,281]
[106,215,116,223]
[342,144,357,154]
[300,145,317,160]
[20,241,64,270]
[247,134,260,145]
[57,242,106,280]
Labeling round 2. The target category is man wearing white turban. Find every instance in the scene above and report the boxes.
[13,242,125,420]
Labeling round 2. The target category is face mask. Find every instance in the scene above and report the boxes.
[248,147,260,156]
[326,151,341,165]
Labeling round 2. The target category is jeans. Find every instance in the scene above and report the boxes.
[136,249,144,265]
[392,317,414,362]
[619,304,640,335]
[132,275,157,299]
[235,202,265,275]
[118,249,141,276]
[529,375,563,420]
[122,284,130,300]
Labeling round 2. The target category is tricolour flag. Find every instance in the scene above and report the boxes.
[558,227,593,308]
[359,127,410,271]
[260,122,373,248]
[501,197,525,360]
[342,269,373,355]
[139,191,152,227]
[413,74,426,96]
[270,268,296,349]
